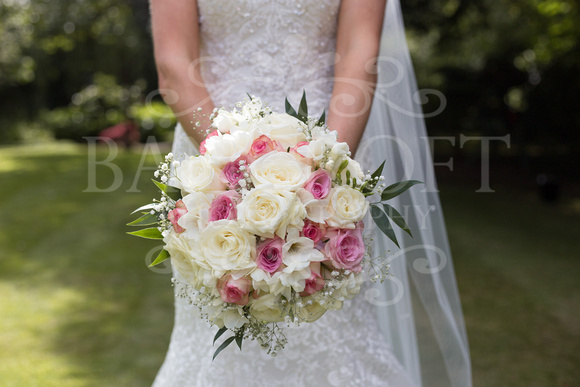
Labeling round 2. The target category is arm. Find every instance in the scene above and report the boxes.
[326,0,386,155]
[149,0,214,147]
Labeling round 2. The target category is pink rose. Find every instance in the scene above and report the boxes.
[199,130,220,155]
[300,262,325,297]
[249,135,281,159]
[255,237,284,273]
[324,222,365,272]
[217,274,251,305]
[289,141,311,164]
[167,200,188,233]
[301,220,326,243]
[303,169,332,199]
[220,155,249,188]
[208,190,240,222]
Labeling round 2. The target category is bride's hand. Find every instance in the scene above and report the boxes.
[326,0,387,156]
[150,0,215,147]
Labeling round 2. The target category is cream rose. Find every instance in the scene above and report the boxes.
[164,231,195,281]
[326,186,369,228]
[175,155,226,193]
[250,152,311,191]
[297,297,327,323]
[164,232,217,292]
[197,219,256,276]
[203,131,252,167]
[237,186,306,239]
[249,293,285,322]
[257,113,306,149]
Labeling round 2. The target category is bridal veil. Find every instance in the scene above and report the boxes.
[356,0,472,386]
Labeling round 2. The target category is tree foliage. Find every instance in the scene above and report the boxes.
[403,0,580,170]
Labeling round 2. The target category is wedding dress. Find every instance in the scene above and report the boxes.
[153,1,471,386]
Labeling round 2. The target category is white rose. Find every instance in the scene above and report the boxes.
[332,156,365,184]
[175,155,226,193]
[250,152,311,191]
[257,113,306,148]
[237,186,306,239]
[249,293,285,322]
[213,109,243,133]
[198,219,256,276]
[204,131,252,166]
[178,192,213,236]
[326,186,369,228]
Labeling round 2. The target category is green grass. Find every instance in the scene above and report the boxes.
[0,142,578,386]
[0,143,173,386]
[442,184,580,386]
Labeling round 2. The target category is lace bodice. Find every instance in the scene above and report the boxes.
[197,0,340,113]
[155,2,416,386]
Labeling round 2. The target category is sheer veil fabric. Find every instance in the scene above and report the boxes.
[158,1,471,386]
[359,0,472,385]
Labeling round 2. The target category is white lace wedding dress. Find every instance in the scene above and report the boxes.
[153,1,473,386]
[153,1,416,386]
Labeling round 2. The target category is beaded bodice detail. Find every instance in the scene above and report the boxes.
[197,0,340,113]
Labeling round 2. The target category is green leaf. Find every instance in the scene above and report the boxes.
[381,180,422,201]
[371,161,386,181]
[317,110,326,126]
[359,181,370,194]
[127,227,163,240]
[346,169,351,186]
[130,203,156,215]
[149,248,170,267]
[152,179,181,201]
[336,159,349,175]
[382,203,412,237]
[235,329,244,350]
[370,205,399,248]
[212,336,235,361]
[285,97,298,118]
[213,327,228,345]
[127,213,158,227]
[297,90,308,122]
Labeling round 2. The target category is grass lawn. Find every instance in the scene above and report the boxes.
[0,142,578,386]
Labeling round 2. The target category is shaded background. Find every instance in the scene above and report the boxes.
[1,0,579,190]
[1,0,579,386]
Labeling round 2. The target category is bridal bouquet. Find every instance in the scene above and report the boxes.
[128,95,419,358]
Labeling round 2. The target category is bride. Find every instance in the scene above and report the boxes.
[149,1,471,386]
